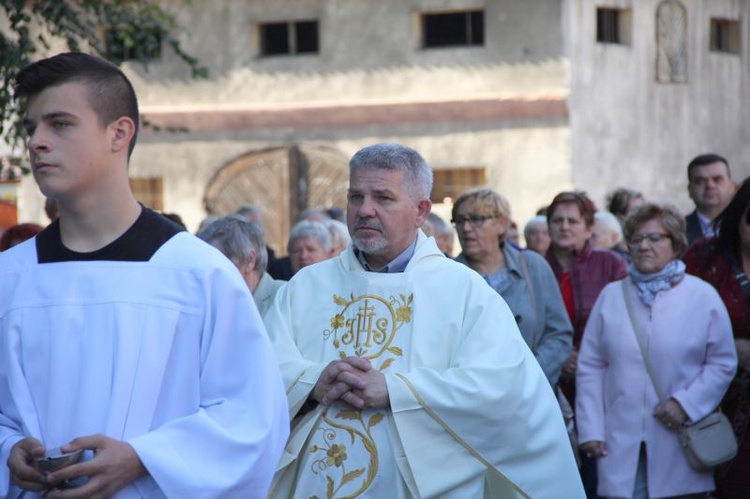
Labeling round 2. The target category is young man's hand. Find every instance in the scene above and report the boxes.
[8,437,47,492]
[42,434,147,499]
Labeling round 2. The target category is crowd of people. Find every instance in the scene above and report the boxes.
[190,156,743,498]
[0,51,746,499]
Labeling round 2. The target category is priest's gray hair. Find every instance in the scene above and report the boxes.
[287,220,332,254]
[349,142,433,201]
[198,215,268,272]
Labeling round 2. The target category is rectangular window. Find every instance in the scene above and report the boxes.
[432,168,486,204]
[422,10,484,48]
[710,18,741,54]
[104,27,162,61]
[259,20,319,56]
[129,176,164,211]
[596,8,632,45]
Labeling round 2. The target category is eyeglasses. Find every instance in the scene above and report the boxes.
[451,214,495,228]
[627,233,670,247]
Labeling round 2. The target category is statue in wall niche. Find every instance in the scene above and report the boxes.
[656,0,687,84]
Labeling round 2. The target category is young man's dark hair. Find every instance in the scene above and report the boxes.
[687,153,730,181]
[14,52,140,157]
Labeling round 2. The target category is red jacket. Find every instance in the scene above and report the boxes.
[545,241,628,347]
[684,237,750,342]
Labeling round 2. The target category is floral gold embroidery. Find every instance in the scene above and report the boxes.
[308,292,410,497]
[309,408,384,498]
[331,314,345,329]
[396,305,411,323]
[326,444,347,467]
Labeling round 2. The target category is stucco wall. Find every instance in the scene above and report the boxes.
[12,0,573,235]
[124,0,572,232]
[132,119,571,234]
[570,0,750,213]
[130,0,568,105]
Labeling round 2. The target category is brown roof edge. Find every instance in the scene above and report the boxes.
[141,95,569,132]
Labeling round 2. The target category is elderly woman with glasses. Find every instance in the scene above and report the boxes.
[452,187,573,387]
[577,202,737,499]
[684,178,750,498]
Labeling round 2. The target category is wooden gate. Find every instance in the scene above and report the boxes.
[203,144,349,255]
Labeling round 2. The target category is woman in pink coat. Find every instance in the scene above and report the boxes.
[576,203,737,498]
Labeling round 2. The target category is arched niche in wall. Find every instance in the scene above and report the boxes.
[656,0,688,83]
[203,144,350,255]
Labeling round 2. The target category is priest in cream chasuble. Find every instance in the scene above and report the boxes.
[264,232,584,499]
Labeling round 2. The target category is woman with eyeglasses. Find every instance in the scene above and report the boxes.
[451,187,573,388]
[545,191,627,498]
[577,202,736,499]
[684,178,750,498]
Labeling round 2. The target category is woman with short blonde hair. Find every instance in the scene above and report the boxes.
[452,187,573,387]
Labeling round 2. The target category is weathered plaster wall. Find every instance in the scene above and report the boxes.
[12,0,573,234]
[125,0,571,232]
[570,0,750,213]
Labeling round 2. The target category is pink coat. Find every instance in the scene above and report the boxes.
[576,275,737,498]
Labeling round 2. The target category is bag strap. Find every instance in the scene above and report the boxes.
[621,279,665,402]
[729,256,750,306]
[518,251,541,352]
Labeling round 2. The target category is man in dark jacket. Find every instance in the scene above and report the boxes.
[685,153,734,244]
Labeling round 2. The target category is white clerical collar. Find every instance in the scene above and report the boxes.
[355,237,418,273]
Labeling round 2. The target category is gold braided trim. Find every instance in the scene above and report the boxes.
[394,373,530,499]
[287,370,305,395]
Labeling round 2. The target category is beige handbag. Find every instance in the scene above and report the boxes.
[621,279,737,471]
[678,410,737,470]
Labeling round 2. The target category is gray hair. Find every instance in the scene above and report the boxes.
[198,215,268,272]
[427,212,453,238]
[297,208,331,223]
[524,215,548,240]
[287,220,332,253]
[197,215,220,235]
[349,142,433,201]
[235,204,264,224]
[324,219,351,249]
[594,211,623,244]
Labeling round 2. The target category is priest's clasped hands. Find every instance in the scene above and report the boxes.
[9,434,147,498]
[313,356,390,410]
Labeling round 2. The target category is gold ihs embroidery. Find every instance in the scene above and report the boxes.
[307,293,411,498]
[325,293,412,364]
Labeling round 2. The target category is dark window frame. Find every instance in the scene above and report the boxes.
[710,18,741,55]
[421,10,485,49]
[259,19,320,57]
[596,7,632,45]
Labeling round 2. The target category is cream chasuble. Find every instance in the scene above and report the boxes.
[264,232,584,499]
